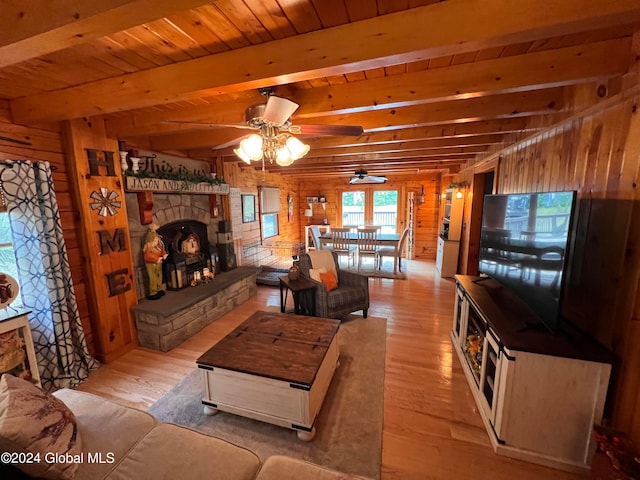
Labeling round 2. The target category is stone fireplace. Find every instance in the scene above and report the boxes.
[125,190,258,352]
[125,191,218,300]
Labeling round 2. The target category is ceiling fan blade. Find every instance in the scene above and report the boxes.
[262,96,299,125]
[291,124,364,137]
[211,134,249,150]
[163,120,256,130]
[350,175,387,185]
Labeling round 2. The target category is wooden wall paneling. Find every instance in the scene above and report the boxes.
[62,117,139,363]
[540,129,554,191]
[222,161,301,266]
[608,95,640,433]
[0,100,10,121]
[461,82,640,441]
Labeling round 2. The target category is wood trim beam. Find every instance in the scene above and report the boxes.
[106,38,629,138]
[11,0,640,124]
[148,90,562,154]
[291,37,630,119]
[151,119,534,153]
[309,88,565,132]
[302,143,493,158]
[279,164,463,177]
[264,158,473,174]
[0,0,211,68]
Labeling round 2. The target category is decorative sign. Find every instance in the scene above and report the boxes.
[135,150,212,178]
[124,176,229,195]
[89,188,122,216]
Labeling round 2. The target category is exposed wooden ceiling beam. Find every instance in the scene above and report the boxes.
[11,0,640,124]
[292,38,630,118]
[0,0,211,68]
[263,157,473,173]
[108,38,628,139]
[276,164,463,177]
[225,146,486,164]
[145,90,562,154]
[293,143,492,158]
[317,88,565,132]
[163,119,534,153]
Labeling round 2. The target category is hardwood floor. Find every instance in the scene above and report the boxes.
[77,259,585,480]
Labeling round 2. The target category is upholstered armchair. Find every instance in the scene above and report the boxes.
[295,252,369,319]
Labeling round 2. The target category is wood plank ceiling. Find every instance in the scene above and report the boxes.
[2,0,639,178]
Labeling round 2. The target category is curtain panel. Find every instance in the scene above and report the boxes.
[0,160,98,390]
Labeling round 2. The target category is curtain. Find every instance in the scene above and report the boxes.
[0,160,98,390]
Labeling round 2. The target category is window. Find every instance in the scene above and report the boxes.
[261,213,278,239]
[260,186,280,240]
[0,212,22,306]
[340,188,399,233]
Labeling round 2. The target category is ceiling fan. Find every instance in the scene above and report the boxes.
[166,89,364,166]
[349,169,388,185]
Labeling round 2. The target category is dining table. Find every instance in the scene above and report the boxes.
[318,232,400,247]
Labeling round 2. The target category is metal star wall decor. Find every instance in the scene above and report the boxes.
[89,187,121,216]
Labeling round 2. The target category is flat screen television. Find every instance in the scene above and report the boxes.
[478,191,577,333]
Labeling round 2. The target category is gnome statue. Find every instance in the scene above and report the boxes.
[143,224,168,300]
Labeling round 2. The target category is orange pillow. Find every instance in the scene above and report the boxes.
[319,270,338,292]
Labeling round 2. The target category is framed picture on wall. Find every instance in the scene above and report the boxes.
[241,194,256,223]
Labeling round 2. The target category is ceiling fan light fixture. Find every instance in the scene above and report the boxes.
[275,147,295,166]
[284,136,310,160]
[233,146,253,165]
[240,134,264,160]
[234,129,309,167]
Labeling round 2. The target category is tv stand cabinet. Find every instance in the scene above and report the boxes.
[452,275,612,473]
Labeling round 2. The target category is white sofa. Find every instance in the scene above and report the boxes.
[51,389,366,480]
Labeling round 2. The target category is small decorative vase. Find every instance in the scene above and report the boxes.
[118,151,129,172]
[130,156,140,173]
[288,265,300,281]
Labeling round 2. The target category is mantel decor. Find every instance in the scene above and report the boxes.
[124,170,229,195]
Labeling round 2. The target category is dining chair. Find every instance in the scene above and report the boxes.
[377,227,410,274]
[309,225,324,250]
[356,227,379,271]
[330,227,356,267]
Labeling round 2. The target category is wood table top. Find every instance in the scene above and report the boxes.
[196,310,340,386]
[279,275,317,292]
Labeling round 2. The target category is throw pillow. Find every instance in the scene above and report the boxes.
[319,270,338,292]
[0,374,82,480]
[309,267,326,283]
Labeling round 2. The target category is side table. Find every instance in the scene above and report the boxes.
[279,276,317,316]
[0,307,40,387]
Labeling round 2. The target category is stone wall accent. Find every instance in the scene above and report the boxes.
[131,267,257,351]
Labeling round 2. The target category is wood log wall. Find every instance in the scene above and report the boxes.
[221,164,442,263]
[222,162,300,265]
[0,100,95,355]
[456,76,640,440]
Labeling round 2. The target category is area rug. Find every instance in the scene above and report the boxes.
[148,315,386,480]
[342,257,407,279]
